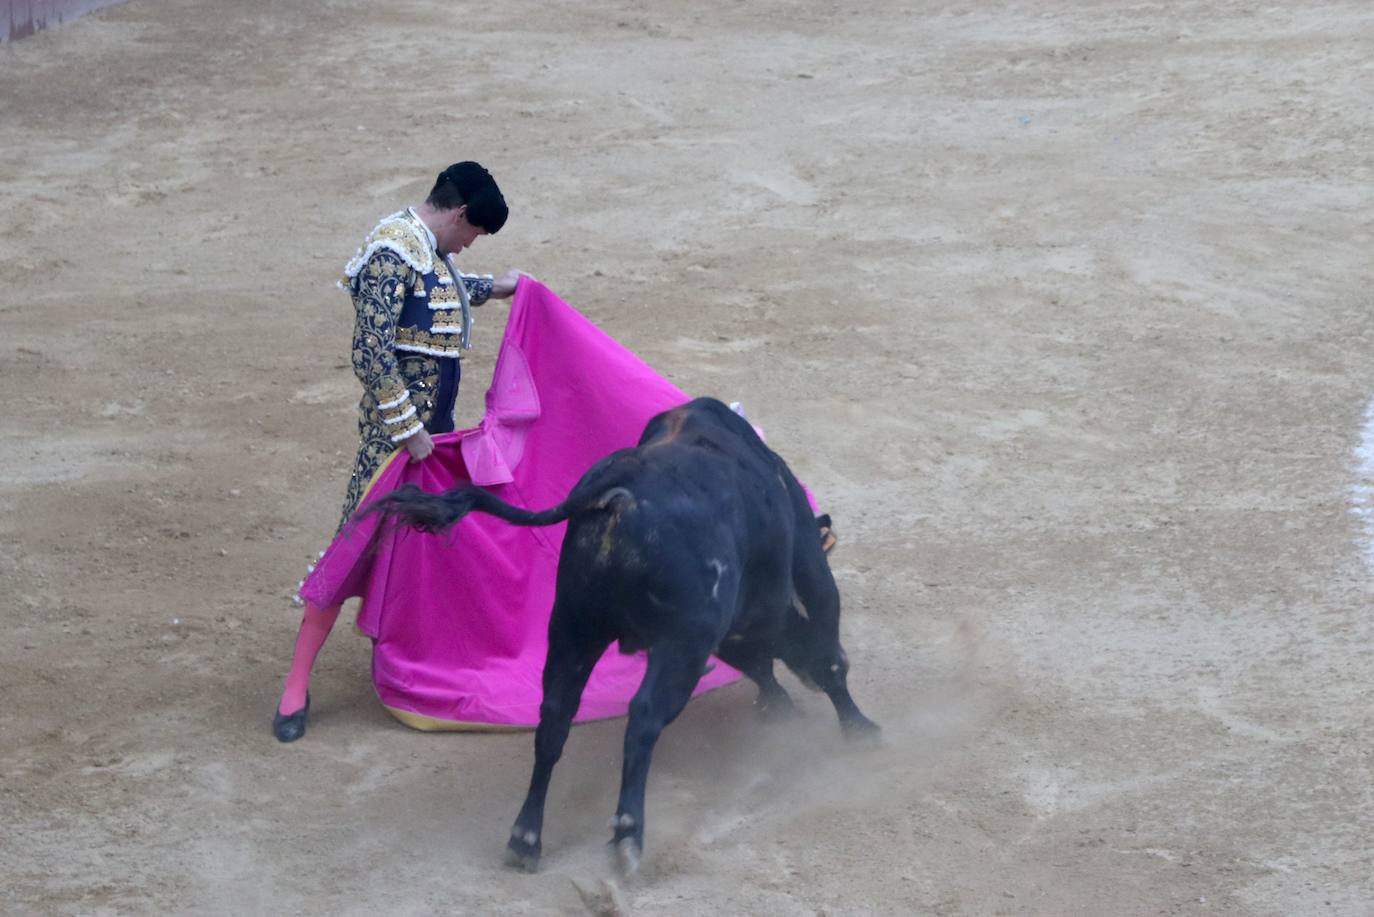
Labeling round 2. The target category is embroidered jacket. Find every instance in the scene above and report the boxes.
[341,209,494,442]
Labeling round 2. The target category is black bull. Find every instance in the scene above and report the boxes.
[366,397,878,875]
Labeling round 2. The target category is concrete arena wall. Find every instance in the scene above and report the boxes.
[2,0,125,43]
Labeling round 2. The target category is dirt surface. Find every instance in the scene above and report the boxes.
[3,1,1372,914]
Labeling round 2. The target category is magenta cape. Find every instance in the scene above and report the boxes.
[300,279,742,729]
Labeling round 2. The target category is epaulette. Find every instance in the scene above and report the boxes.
[341,210,434,284]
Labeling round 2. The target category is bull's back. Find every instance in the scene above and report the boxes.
[558,437,795,623]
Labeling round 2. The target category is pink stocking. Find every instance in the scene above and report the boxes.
[278,602,342,715]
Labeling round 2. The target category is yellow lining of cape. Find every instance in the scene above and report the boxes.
[383,705,531,732]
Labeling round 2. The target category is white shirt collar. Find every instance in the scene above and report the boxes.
[407,207,438,252]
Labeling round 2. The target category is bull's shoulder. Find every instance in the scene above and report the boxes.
[644,398,766,452]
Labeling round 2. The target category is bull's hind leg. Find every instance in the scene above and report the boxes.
[505,611,612,873]
[610,635,714,877]
[715,640,796,720]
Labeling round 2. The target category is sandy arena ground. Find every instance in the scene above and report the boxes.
[2,1,1372,914]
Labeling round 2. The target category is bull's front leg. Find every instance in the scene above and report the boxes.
[818,650,880,740]
[611,638,712,877]
[505,620,609,872]
[828,684,880,739]
[786,566,881,740]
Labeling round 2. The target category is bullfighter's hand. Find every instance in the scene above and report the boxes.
[490,269,530,300]
[402,427,434,462]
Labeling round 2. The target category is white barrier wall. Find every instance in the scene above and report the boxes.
[2,0,126,43]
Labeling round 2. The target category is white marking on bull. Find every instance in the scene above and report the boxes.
[708,559,727,600]
[594,486,635,509]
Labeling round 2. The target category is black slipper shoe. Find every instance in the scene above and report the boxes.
[273,693,310,743]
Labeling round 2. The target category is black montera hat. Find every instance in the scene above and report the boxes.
[433,161,508,233]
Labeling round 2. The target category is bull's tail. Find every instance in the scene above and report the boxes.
[363,483,574,535]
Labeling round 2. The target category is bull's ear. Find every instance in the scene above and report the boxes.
[815,513,832,529]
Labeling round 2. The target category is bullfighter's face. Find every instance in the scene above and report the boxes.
[441,205,488,255]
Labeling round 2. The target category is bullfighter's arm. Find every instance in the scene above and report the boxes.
[456,270,494,306]
[350,249,423,443]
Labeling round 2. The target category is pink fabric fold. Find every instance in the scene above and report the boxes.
[300,279,742,728]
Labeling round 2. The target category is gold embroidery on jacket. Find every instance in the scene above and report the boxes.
[341,212,434,283]
[394,327,466,356]
[428,282,460,306]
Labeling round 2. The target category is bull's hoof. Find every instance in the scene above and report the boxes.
[272,694,310,743]
[504,830,541,873]
[612,835,642,878]
[841,715,882,743]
